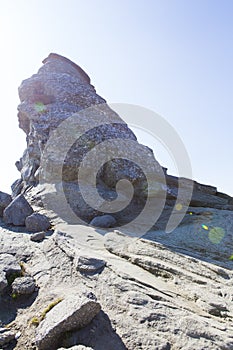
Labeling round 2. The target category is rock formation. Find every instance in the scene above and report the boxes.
[14,53,165,225]
[0,54,233,350]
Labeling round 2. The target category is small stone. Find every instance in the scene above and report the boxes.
[0,191,12,217]
[15,331,21,340]
[75,256,106,274]
[90,215,116,228]
[3,194,33,226]
[11,276,36,295]
[30,231,46,242]
[25,213,50,232]
[36,295,101,350]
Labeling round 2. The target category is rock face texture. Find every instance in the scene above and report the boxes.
[11,276,36,295]
[35,295,101,350]
[25,213,50,232]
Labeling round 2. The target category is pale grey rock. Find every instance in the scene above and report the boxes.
[0,328,16,346]
[90,215,116,228]
[75,256,106,274]
[0,253,21,277]
[25,212,50,232]
[35,295,101,350]
[0,271,7,293]
[30,231,46,242]
[3,194,33,226]
[11,276,36,295]
[0,191,12,217]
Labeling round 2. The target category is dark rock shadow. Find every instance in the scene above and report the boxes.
[0,288,38,326]
[59,310,127,350]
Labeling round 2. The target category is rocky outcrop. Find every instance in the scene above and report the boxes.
[14,53,163,224]
[166,174,233,211]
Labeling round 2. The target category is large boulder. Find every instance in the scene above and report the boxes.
[35,295,101,350]
[25,213,50,232]
[3,194,33,226]
[0,191,12,217]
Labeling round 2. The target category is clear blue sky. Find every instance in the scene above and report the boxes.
[0,0,232,195]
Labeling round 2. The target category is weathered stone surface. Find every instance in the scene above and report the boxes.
[0,191,12,217]
[0,328,16,346]
[75,256,106,274]
[90,215,116,228]
[25,213,50,232]
[30,231,46,242]
[166,174,233,211]
[35,295,101,350]
[0,270,7,293]
[0,253,21,277]
[12,276,36,295]
[3,194,33,226]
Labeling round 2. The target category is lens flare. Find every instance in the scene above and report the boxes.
[208,227,225,244]
[34,102,46,113]
[202,224,209,231]
[175,203,183,211]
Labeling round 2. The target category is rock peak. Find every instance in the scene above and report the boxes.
[40,52,91,84]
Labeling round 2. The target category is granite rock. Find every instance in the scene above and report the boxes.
[25,213,50,232]
[75,256,106,274]
[35,295,101,350]
[0,191,12,217]
[12,276,36,295]
[3,194,33,226]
